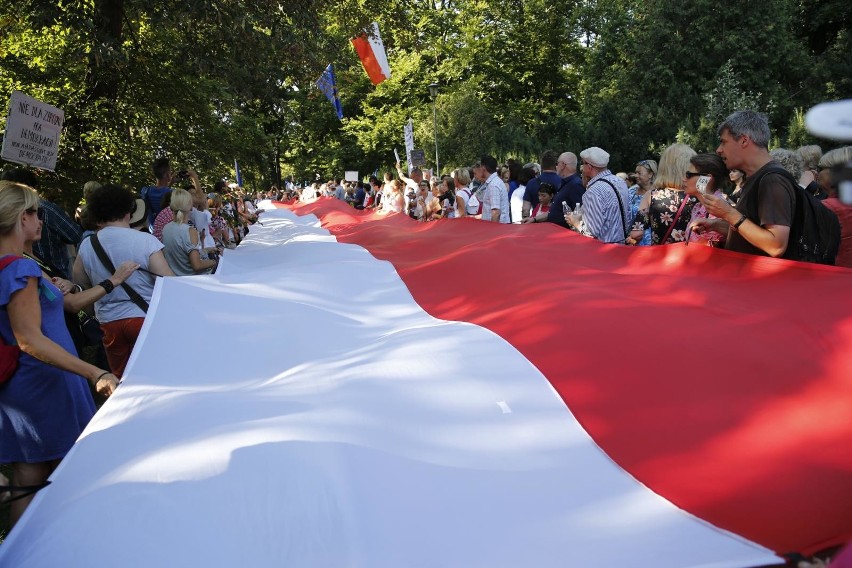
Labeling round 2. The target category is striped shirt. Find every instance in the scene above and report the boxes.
[481,172,510,223]
[577,171,631,243]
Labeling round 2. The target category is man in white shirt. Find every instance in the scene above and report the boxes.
[473,156,510,223]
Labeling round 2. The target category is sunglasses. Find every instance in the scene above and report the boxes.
[26,207,45,221]
[684,172,709,179]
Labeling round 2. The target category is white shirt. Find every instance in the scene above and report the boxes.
[481,172,510,223]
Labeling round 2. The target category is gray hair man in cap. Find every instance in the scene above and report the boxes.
[564,147,631,243]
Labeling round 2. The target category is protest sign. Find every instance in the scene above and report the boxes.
[1,91,64,171]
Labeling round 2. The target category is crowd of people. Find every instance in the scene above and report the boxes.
[297,111,851,268]
[0,109,849,539]
[0,158,268,527]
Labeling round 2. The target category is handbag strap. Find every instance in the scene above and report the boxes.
[596,178,628,242]
[90,234,149,313]
[661,192,691,244]
[0,255,22,272]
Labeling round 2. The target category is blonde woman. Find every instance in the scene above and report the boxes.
[453,168,473,217]
[380,179,405,214]
[162,188,218,276]
[630,144,697,245]
[0,181,119,527]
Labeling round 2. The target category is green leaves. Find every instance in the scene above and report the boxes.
[1,0,848,199]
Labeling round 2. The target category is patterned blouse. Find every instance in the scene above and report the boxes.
[687,190,728,246]
[631,187,697,245]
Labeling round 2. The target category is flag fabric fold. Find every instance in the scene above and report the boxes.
[0,207,783,568]
[316,63,344,120]
[285,198,852,558]
[351,22,391,85]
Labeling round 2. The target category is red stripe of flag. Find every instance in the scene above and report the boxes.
[285,198,852,557]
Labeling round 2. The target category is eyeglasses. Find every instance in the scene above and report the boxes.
[684,172,708,179]
[26,208,45,221]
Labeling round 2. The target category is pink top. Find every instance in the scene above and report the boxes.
[153,208,174,242]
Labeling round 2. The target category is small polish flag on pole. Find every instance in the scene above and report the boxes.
[351,22,391,86]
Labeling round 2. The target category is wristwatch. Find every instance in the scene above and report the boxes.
[731,214,747,232]
[98,279,115,293]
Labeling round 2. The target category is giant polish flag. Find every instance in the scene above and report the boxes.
[351,22,391,85]
[280,199,852,559]
[0,203,847,566]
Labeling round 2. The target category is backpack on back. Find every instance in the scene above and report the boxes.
[460,188,482,216]
[743,165,841,265]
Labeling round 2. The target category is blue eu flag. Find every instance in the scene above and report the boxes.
[316,64,344,120]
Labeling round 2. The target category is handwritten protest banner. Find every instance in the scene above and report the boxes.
[1,91,64,171]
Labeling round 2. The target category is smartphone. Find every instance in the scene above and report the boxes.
[696,175,711,194]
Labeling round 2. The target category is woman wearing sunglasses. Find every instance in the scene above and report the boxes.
[0,181,120,527]
[629,144,697,245]
[684,154,731,247]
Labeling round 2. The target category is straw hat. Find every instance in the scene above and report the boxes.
[129,198,148,230]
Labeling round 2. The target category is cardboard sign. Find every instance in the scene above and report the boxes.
[1,91,64,171]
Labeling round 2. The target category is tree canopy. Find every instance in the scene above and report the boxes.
[0,0,848,205]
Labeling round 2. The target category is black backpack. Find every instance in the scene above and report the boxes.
[743,164,841,265]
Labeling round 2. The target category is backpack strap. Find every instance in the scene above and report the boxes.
[0,255,22,272]
[740,164,802,231]
[90,234,149,313]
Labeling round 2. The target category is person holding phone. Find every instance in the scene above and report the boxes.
[683,153,732,246]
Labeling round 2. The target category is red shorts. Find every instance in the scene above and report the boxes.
[99,317,145,379]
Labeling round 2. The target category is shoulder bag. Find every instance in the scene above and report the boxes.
[89,234,149,313]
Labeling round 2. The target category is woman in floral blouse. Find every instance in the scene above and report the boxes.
[629,143,697,245]
[207,195,230,248]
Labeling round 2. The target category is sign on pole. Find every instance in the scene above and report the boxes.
[1,91,64,171]
[403,119,414,173]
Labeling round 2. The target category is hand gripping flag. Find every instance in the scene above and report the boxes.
[351,22,391,85]
[316,64,344,120]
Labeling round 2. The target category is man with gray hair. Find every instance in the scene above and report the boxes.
[564,147,630,243]
[549,152,585,228]
[693,110,797,258]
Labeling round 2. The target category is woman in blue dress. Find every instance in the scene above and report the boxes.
[0,181,118,527]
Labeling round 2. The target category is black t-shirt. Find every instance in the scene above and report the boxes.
[726,161,796,256]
